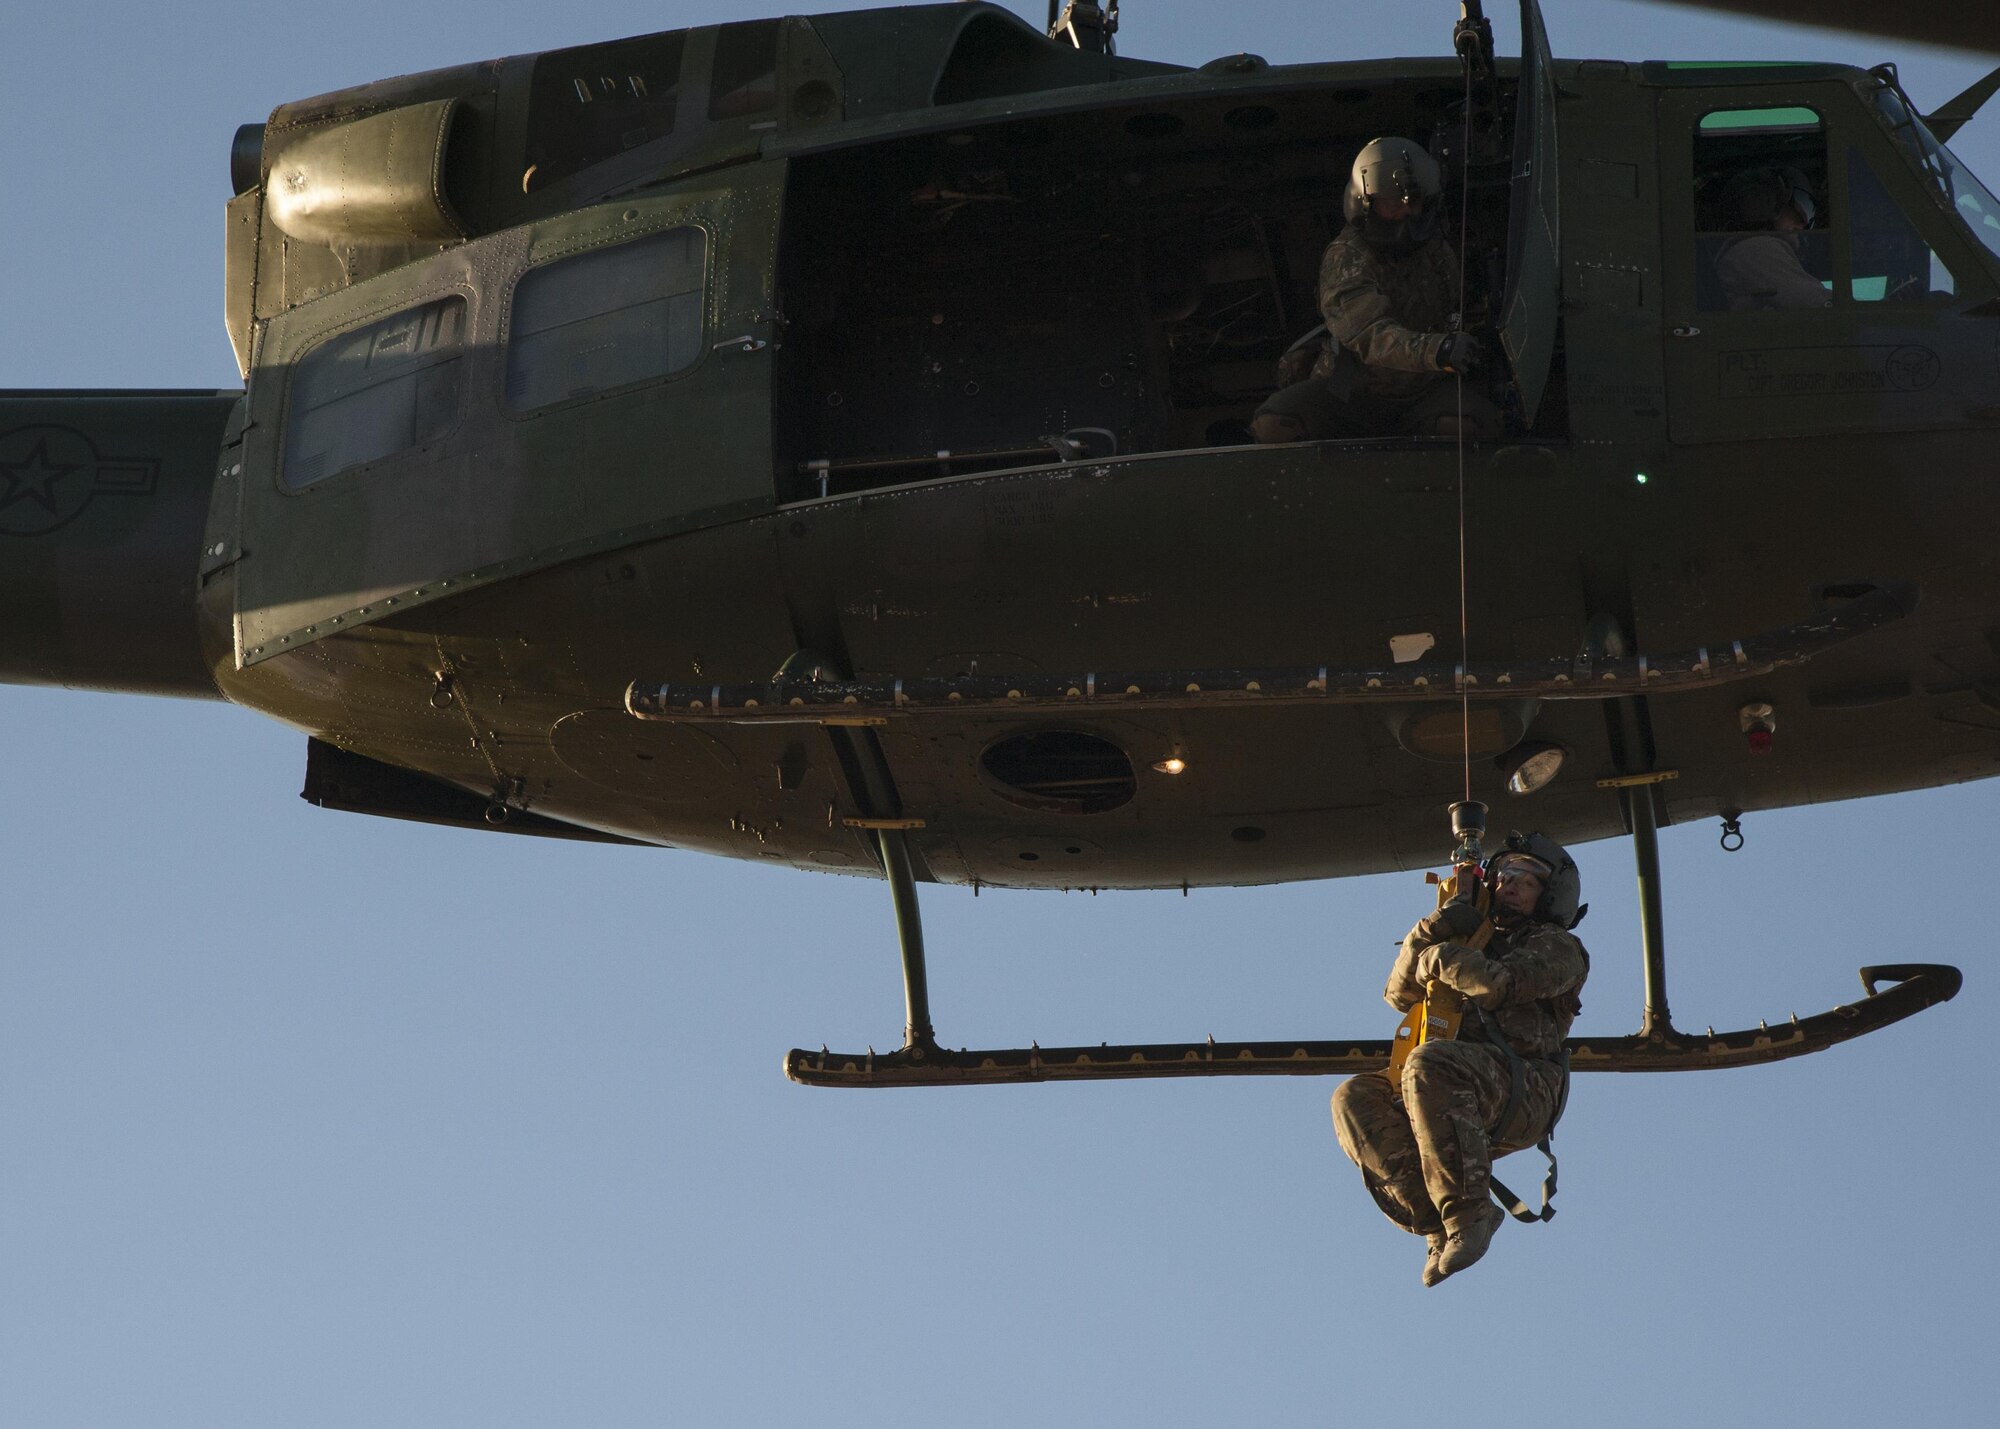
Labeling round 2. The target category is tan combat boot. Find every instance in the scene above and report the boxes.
[1434,1202,1504,1281]
[1421,1231,1449,1287]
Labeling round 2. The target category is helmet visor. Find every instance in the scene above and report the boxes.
[1491,853,1553,883]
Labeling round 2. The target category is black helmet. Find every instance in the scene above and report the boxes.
[1724,165,1817,229]
[1489,831,1585,929]
[1343,136,1444,253]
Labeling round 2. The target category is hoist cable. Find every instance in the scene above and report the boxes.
[1453,57,1475,806]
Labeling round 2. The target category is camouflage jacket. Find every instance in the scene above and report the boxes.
[1385,913,1588,1060]
[1317,226,1461,399]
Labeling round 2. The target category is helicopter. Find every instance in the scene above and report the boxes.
[1,1,1992,1089]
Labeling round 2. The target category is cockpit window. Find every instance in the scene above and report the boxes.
[1693,107,1832,312]
[285,297,466,489]
[1699,106,1820,133]
[1846,149,1959,302]
[1867,74,2000,263]
[506,227,707,412]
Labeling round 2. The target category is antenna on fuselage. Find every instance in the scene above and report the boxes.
[1049,1,1119,54]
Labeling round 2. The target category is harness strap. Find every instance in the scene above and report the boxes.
[1469,1001,1528,1140]
[1469,1002,1568,1225]
[1489,1141,1558,1225]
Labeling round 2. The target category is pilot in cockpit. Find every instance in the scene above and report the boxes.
[1712,166,1833,311]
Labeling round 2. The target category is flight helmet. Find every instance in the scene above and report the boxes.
[1725,165,1818,229]
[1344,137,1444,252]
[1490,831,1585,929]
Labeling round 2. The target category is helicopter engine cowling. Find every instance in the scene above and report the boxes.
[262,98,467,246]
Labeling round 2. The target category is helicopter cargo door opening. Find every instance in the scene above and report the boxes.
[1658,73,1999,446]
[233,161,785,665]
[772,41,1566,502]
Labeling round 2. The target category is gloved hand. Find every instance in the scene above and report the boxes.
[1275,341,1321,388]
[1416,940,1508,1007]
[1421,899,1487,942]
[1435,332,1484,375]
[1414,943,1457,988]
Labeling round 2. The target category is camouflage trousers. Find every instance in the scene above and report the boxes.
[1251,375,1504,443]
[1331,1040,1565,1235]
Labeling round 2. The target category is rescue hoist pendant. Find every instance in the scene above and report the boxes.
[1388,983,1468,1080]
[1387,861,1494,1079]
[1388,800,1497,1079]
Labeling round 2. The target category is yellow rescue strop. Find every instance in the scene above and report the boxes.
[1386,865,1491,1082]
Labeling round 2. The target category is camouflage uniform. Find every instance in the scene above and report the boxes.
[1714,232,1832,310]
[1254,226,1502,440]
[1331,911,1587,1234]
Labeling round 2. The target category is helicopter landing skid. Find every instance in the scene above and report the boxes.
[784,963,1960,1087]
[786,764,1960,1088]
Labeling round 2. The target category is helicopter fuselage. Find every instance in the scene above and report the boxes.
[4,4,1996,890]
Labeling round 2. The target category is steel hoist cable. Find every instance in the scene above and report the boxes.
[1453,57,1474,805]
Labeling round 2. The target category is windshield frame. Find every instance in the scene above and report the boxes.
[1859,65,2000,272]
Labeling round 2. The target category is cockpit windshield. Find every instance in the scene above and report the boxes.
[1866,69,2000,263]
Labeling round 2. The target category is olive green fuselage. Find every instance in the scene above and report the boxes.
[4,7,1995,888]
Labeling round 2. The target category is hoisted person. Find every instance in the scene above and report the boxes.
[1331,834,1589,1285]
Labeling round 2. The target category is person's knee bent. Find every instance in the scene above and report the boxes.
[1251,411,1308,444]
[1399,1039,1482,1103]
[1331,1073,1398,1166]
[1330,1077,1369,1163]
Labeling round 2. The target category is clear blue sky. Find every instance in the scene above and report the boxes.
[2,4,1992,1425]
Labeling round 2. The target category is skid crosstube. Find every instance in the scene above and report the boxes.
[785,963,1960,1088]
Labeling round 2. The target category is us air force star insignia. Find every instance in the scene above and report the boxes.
[0,437,79,513]
[0,425,160,536]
